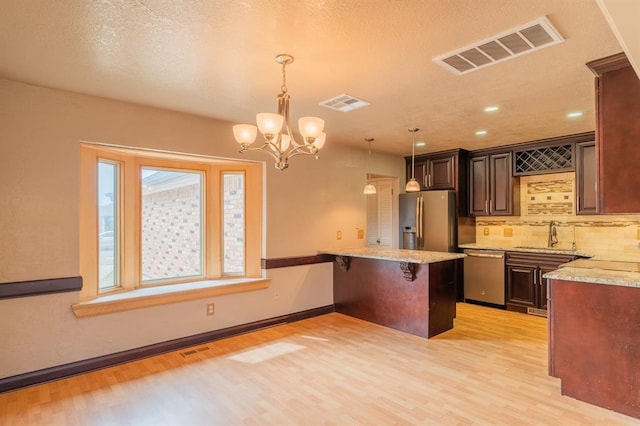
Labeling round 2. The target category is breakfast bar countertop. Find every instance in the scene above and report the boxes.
[318,248,465,264]
[543,259,640,288]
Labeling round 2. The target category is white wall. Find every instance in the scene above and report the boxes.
[0,79,405,378]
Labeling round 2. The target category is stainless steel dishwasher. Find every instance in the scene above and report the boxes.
[463,249,505,307]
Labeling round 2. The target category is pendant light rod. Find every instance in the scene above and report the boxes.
[405,128,421,193]
[363,138,377,195]
[409,128,418,179]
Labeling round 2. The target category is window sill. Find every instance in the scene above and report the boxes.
[72,278,270,318]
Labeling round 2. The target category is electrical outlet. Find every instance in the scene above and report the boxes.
[504,227,513,237]
[357,229,364,239]
[337,230,342,240]
[483,227,489,236]
[206,303,215,316]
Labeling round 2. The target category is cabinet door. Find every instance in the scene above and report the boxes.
[427,155,455,189]
[506,264,536,311]
[576,141,597,214]
[469,156,489,215]
[489,153,513,215]
[538,265,558,311]
[406,160,428,190]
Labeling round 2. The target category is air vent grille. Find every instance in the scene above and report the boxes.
[434,16,564,75]
[320,94,370,112]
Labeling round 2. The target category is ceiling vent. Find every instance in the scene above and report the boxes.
[320,94,370,112]
[434,16,564,75]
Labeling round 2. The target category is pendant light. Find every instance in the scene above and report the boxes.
[405,128,421,192]
[363,138,377,195]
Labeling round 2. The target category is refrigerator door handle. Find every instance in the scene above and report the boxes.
[415,197,420,246]
[418,196,424,247]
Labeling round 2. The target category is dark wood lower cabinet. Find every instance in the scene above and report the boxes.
[505,252,576,313]
[333,257,459,338]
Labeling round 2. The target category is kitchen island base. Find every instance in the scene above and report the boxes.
[332,256,460,338]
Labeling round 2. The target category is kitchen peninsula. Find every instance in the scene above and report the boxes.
[320,248,465,338]
[545,260,640,419]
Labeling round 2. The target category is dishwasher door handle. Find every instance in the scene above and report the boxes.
[464,250,504,259]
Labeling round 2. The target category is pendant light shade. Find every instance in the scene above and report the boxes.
[363,183,377,195]
[363,138,377,195]
[405,128,421,193]
[405,178,421,192]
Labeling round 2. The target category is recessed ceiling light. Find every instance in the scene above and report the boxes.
[484,106,499,112]
[415,141,426,147]
[567,111,583,118]
[475,130,488,136]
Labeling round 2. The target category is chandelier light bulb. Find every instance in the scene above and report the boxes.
[256,113,284,137]
[313,132,326,150]
[298,117,325,140]
[233,124,257,145]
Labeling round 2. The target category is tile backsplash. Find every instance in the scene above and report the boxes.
[474,172,640,261]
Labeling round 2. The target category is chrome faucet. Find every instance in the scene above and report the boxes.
[548,221,558,248]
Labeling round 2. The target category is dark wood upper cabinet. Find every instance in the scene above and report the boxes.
[427,154,456,189]
[405,149,469,216]
[469,151,518,216]
[575,141,597,214]
[587,52,640,214]
[469,156,489,215]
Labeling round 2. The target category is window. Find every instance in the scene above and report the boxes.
[141,168,204,282]
[79,143,263,302]
[98,160,120,290]
[222,172,245,275]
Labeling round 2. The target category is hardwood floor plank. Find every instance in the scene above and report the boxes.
[0,303,638,425]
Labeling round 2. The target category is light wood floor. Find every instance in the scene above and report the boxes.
[1,303,638,425]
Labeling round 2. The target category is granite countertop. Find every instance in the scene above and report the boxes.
[318,248,465,264]
[458,243,593,258]
[543,259,640,288]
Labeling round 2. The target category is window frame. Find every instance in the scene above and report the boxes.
[79,143,263,302]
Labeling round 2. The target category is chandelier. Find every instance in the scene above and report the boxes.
[232,54,326,171]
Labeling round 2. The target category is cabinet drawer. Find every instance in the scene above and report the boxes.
[505,251,575,266]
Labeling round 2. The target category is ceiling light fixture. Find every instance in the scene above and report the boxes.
[475,130,488,136]
[363,138,376,195]
[567,111,583,118]
[405,128,421,193]
[233,54,326,171]
[415,141,426,147]
[484,106,500,112]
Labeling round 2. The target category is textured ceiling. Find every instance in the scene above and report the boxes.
[0,1,628,156]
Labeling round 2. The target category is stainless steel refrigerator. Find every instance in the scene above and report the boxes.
[399,190,456,252]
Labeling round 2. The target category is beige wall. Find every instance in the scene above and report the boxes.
[0,79,405,378]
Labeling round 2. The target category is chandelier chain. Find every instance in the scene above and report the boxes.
[281,61,288,94]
